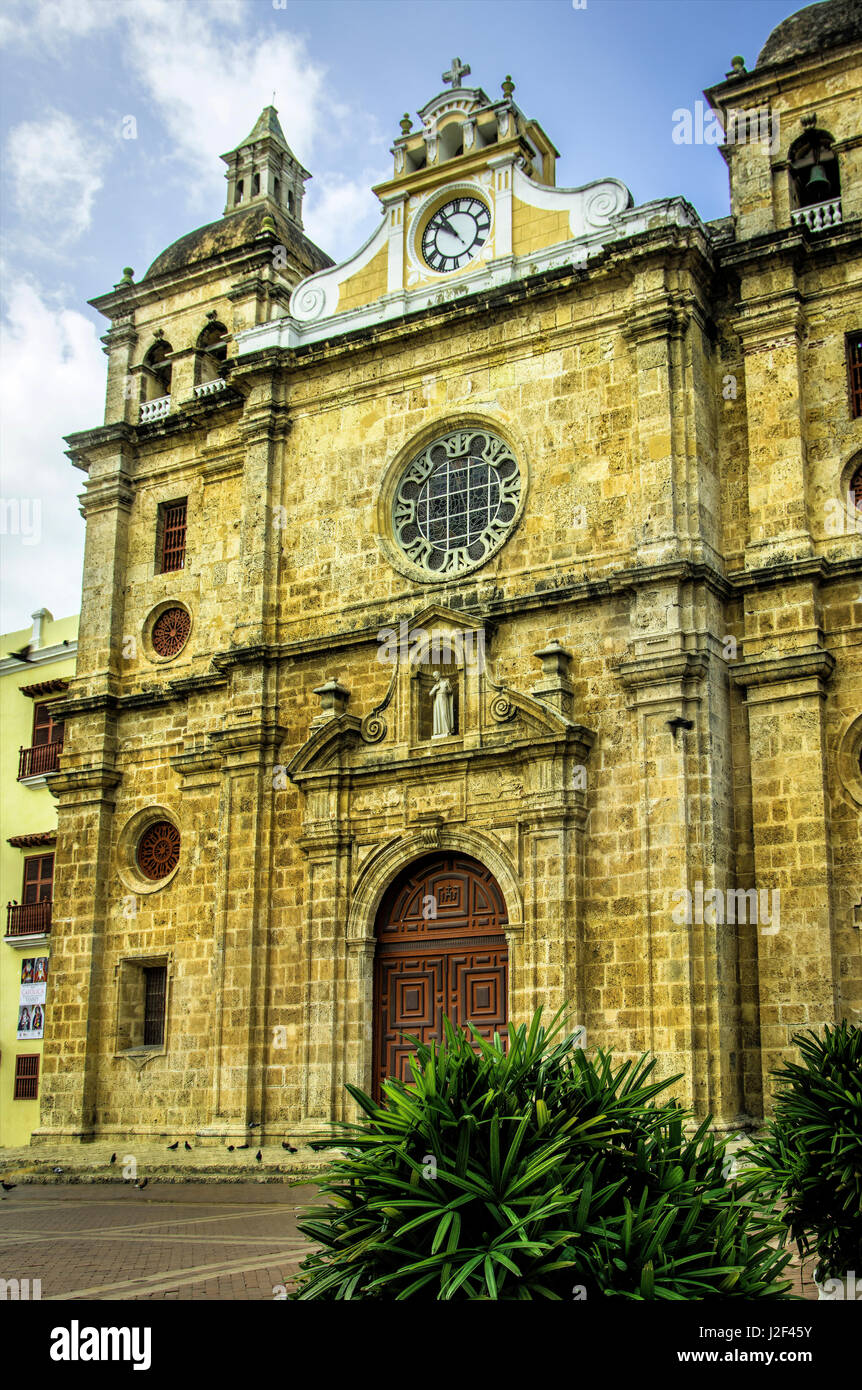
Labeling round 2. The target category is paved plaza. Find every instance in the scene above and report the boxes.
[0,1183,320,1300]
[0,1179,819,1301]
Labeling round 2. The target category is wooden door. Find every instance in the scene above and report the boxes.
[373,853,508,1095]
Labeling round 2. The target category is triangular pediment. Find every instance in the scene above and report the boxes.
[406,602,486,633]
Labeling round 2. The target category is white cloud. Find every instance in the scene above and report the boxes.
[5,111,109,246]
[0,280,104,630]
[119,0,329,214]
[0,0,118,50]
[304,171,389,263]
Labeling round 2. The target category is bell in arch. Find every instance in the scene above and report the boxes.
[806,161,831,200]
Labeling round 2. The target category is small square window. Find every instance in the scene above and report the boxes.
[116,958,169,1052]
[157,499,187,573]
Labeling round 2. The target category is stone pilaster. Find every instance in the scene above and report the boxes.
[732,279,813,564]
[32,766,122,1143]
[733,648,838,1107]
[65,427,137,690]
[201,720,284,1136]
[620,630,743,1124]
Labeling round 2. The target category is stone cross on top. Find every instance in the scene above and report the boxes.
[443,57,471,89]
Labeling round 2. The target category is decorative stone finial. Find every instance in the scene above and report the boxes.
[400,112,413,135]
[442,57,471,89]
[532,641,574,716]
[119,267,134,285]
[502,74,515,98]
[728,55,746,75]
[311,678,350,727]
[260,214,277,236]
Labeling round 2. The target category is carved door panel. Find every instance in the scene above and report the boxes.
[373,854,508,1096]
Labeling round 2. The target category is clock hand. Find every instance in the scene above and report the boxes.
[437,213,467,245]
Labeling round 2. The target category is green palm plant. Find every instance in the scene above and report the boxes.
[743,1022,862,1284]
[292,1011,792,1300]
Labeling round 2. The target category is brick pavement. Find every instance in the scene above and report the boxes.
[0,1183,321,1300]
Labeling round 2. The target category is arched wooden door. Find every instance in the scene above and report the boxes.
[373,853,509,1095]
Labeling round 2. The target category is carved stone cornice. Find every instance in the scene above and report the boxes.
[49,766,122,801]
[207,720,287,759]
[732,648,835,693]
[731,290,806,354]
[621,297,691,345]
[618,650,709,691]
[170,748,223,788]
[78,472,135,517]
[64,421,136,471]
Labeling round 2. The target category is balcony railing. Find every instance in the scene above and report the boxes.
[791,199,842,232]
[139,394,171,423]
[6,900,52,937]
[18,741,62,779]
[194,378,226,399]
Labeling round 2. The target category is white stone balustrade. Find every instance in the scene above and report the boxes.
[194,378,226,399]
[139,395,171,423]
[791,199,842,232]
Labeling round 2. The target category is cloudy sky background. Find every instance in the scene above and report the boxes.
[0,0,795,633]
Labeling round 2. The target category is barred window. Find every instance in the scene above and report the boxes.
[143,966,167,1047]
[157,499,187,572]
[847,333,862,419]
[14,1054,39,1100]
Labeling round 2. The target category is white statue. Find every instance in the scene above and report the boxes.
[430,670,454,737]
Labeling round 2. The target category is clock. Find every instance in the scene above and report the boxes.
[421,196,491,273]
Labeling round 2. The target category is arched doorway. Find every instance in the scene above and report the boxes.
[373,852,509,1095]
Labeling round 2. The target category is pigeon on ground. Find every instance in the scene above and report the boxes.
[134,1177,148,1190]
[167,1141,179,1151]
[255,1150,262,1162]
[282,1142,298,1153]
[236,1144,249,1150]
[1,1181,16,1192]
[110,1153,117,1164]
[227,1145,235,1152]
[52,1167,63,1173]
[184,1141,192,1151]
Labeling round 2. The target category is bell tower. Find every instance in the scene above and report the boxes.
[221,105,311,226]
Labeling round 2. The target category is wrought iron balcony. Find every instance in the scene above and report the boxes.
[6,900,52,937]
[139,394,171,423]
[790,199,842,232]
[18,740,62,779]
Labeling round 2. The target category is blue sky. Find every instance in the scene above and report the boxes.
[0,0,797,633]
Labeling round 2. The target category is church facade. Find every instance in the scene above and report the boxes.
[36,1,861,1146]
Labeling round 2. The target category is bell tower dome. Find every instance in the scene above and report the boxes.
[221,105,311,226]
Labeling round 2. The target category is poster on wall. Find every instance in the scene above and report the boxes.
[17,957,48,1038]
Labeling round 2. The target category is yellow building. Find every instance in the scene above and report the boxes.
[33,1,862,1150]
[0,609,78,1147]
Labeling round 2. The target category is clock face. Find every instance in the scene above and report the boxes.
[421,197,491,273]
